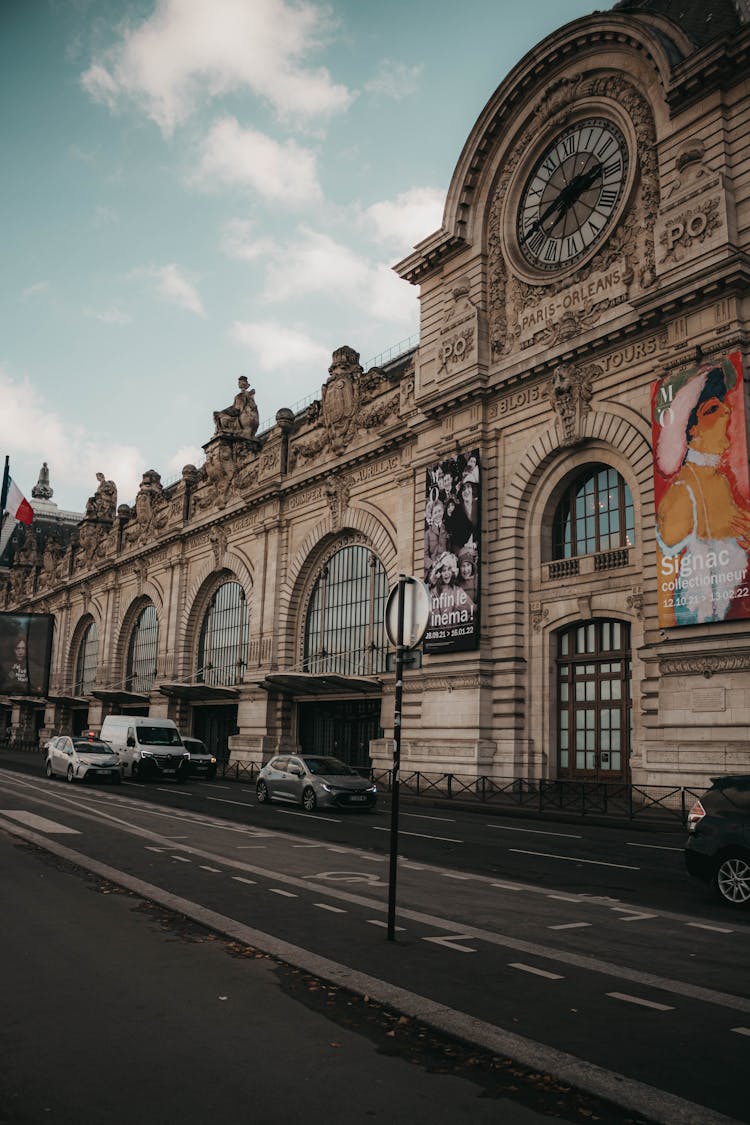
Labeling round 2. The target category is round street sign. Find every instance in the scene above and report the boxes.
[384,576,431,649]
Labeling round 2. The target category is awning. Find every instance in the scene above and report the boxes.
[257,673,382,697]
[159,682,240,702]
[46,694,90,707]
[92,689,150,706]
[8,695,47,708]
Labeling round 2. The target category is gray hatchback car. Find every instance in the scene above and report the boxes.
[256,754,377,812]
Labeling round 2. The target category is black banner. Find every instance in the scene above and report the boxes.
[0,612,53,697]
[423,450,480,653]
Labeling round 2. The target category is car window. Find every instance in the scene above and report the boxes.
[73,739,115,755]
[288,758,304,773]
[272,757,289,772]
[135,726,183,746]
[303,757,356,776]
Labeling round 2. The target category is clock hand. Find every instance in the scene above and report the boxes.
[520,161,604,245]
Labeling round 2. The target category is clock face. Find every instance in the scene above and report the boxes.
[516,118,629,273]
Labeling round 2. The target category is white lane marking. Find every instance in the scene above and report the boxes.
[171,855,190,863]
[486,824,582,839]
[360,854,386,862]
[371,826,462,843]
[0,810,80,835]
[274,808,342,824]
[607,992,674,1012]
[546,893,583,902]
[235,845,267,850]
[549,922,591,931]
[291,843,324,848]
[618,913,658,923]
[366,919,405,931]
[732,1027,750,1037]
[626,842,683,852]
[402,862,426,870]
[491,882,522,890]
[156,788,191,797]
[402,812,456,823]
[145,846,165,852]
[269,888,297,898]
[443,872,472,880]
[424,934,477,953]
[199,865,222,873]
[510,963,564,980]
[510,848,639,871]
[233,877,257,886]
[314,903,346,914]
[687,922,734,934]
[206,797,258,809]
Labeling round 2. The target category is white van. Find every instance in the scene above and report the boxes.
[99,716,189,782]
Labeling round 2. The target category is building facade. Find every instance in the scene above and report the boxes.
[2,0,750,789]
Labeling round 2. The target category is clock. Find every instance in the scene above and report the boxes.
[516,117,629,273]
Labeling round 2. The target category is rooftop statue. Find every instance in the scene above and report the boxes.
[213,376,259,439]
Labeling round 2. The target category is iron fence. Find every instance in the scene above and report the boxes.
[0,734,703,825]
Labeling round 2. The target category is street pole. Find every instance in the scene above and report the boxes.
[386,573,407,942]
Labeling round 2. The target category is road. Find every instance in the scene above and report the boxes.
[1,762,747,1124]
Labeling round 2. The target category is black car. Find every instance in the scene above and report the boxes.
[685,774,750,907]
[182,736,217,779]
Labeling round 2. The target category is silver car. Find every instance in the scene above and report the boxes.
[45,735,122,784]
[256,754,377,812]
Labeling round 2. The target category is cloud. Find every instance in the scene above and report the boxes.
[365,58,423,100]
[364,187,445,250]
[197,118,321,207]
[259,226,415,325]
[81,0,352,135]
[164,445,205,475]
[84,306,132,325]
[220,218,277,262]
[0,365,144,508]
[21,281,50,299]
[231,319,330,374]
[150,264,206,316]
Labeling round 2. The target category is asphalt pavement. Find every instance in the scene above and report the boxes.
[0,827,642,1125]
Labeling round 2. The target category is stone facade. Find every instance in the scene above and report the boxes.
[2,0,750,789]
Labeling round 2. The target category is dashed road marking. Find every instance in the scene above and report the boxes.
[199,865,222,872]
[510,848,639,871]
[0,810,80,835]
[731,1027,750,1037]
[509,963,564,980]
[549,922,591,930]
[371,826,462,843]
[607,992,674,1011]
[233,877,257,886]
[366,919,405,931]
[171,855,190,863]
[314,903,346,914]
[688,922,734,934]
[487,824,582,839]
[424,934,477,953]
[269,888,297,898]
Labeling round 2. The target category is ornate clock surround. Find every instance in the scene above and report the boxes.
[487,74,659,358]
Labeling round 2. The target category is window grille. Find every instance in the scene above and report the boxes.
[303,545,388,676]
[197,581,249,686]
[553,465,634,560]
[126,604,159,692]
[74,622,98,695]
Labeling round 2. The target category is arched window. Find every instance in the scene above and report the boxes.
[552,465,634,560]
[303,545,388,676]
[74,621,98,695]
[126,604,159,692]
[197,581,249,687]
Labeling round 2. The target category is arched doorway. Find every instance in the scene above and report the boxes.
[556,620,631,782]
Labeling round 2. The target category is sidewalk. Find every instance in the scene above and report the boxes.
[0,825,637,1125]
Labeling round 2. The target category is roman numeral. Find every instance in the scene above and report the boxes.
[598,187,619,210]
[603,157,622,179]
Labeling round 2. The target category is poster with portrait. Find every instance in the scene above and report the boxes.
[651,351,750,627]
[423,449,480,653]
[0,612,53,697]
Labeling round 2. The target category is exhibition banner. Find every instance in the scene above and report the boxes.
[0,612,54,697]
[651,351,750,626]
[423,449,480,653]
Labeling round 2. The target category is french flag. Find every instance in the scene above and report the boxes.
[5,476,34,525]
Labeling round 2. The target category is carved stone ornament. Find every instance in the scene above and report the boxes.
[661,654,750,677]
[488,75,659,357]
[626,587,644,620]
[531,602,549,632]
[322,345,362,454]
[548,362,596,446]
[209,525,228,567]
[31,462,53,501]
[290,346,400,469]
[193,440,236,512]
[324,475,352,531]
[213,376,260,440]
[122,470,167,546]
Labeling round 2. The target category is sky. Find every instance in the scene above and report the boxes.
[1,0,606,514]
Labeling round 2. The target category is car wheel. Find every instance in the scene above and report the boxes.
[66,764,75,783]
[45,759,53,779]
[256,780,269,804]
[302,786,317,812]
[712,852,750,907]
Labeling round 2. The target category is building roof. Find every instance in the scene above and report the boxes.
[612,0,747,48]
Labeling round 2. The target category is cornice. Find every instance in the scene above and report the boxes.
[666,29,750,114]
[630,253,750,323]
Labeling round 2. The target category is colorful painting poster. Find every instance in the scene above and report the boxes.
[423,449,480,653]
[0,612,54,696]
[651,351,750,627]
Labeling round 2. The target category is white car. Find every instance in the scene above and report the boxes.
[45,735,122,785]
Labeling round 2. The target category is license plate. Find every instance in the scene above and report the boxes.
[349,795,366,802]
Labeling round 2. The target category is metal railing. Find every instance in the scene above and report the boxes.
[0,735,702,825]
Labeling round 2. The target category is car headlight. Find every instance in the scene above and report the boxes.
[367,785,377,794]
[321,782,334,793]
[210,757,217,764]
